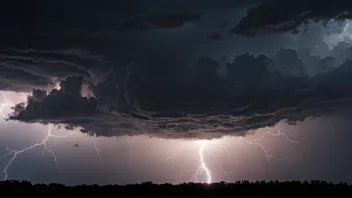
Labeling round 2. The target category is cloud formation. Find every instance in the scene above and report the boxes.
[0,48,113,92]
[3,0,352,139]
[231,0,352,37]
[8,48,352,139]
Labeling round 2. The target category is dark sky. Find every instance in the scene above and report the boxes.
[2,0,352,184]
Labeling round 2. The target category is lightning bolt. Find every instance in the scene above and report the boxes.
[0,92,102,180]
[192,141,212,184]
[0,124,73,180]
[91,136,101,159]
[164,129,300,183]
[239,137,282,164]
[0,93,13,120]
[240,129,301,164]
[341,20,352,41]
[163,143,185,167]
[251,129,301,143]
[164,141,212,183]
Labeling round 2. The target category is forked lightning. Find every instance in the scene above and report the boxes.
[0,125,73,180]
[165,129,301,183]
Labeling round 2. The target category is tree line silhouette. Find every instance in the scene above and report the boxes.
[1,180,351,197]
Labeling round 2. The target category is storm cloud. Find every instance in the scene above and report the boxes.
[7,49,352,139]
[3,0,352,139]
[231,0,352,37]
[0,48,112,92]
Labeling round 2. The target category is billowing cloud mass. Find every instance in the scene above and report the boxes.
[3,0,352,139]
[8,48,352,139]
[231,0,352,37]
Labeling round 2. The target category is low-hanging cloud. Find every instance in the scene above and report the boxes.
[8,49,352,139]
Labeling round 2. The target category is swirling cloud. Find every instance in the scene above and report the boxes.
[9,51,352,139]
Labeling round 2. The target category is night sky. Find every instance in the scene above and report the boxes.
[1,0,352,185]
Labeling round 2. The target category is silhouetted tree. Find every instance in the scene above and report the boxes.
[1,180,351,197]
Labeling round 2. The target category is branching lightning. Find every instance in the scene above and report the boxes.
[239,128,301,164]
[341,20,352,42]
[190,141,212,184]
[0,125,74,180]
[164,129,300,184]
[91,136,101,159]
[1,93,299,183]
[0,92,103,180]
[324,19,352,49]
[239,137,283,164]
[251,129,301,143]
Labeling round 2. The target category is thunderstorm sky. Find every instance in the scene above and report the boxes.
[1,92,352,184]
[2,0,352,185]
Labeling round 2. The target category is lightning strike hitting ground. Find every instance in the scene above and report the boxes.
[164,129,300,183]
[190,141,212,184]
[0,125,73,180]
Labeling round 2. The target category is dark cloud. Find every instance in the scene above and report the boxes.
[0,0,259,46]
[118,13,201,30]
[8,49,352,139]
[0,65,53,92]
[206,23,228,41]
[11,76,98,120]
[231,0,352,37]
[0,48,114,92]
[329,42,352,64]
[274,49,305,76]
[0,1,264,92]
[315,57,336,73]
[207,32,224,41]
[3,0,352,139]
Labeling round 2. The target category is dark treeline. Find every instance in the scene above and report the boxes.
[1,180,352,197]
